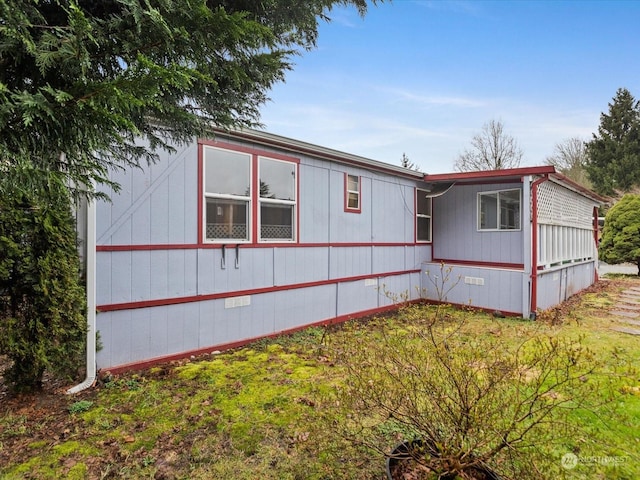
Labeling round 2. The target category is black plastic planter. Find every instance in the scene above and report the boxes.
[386,440,502,480]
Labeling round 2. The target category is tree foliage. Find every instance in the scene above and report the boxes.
[0,0,378,391]
[454,119,523,172]
[545,137,591,188]
[0,0,376,195]
[585,88,640,196]
[599,194,640,275]
[0,163,87,392]
[400,152,420,172]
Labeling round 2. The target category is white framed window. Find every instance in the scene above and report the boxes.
[478,189,521,231]
[345,174,361,212]
[416,189,432,242]
[259,156,297,241]
[203,147,251,242]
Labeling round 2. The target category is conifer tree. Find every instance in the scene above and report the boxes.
[586,88,640,196]
[599,194,640,275]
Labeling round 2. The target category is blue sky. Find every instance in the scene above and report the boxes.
[259,0,640,173]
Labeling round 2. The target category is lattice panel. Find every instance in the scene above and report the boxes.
[261,224,292,239]
[206,223,247,240]
[536,181,594,228]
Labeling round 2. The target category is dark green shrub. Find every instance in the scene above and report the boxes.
[0,166,86,392]
[599,194,640,275]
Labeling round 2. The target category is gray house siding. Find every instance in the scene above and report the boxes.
[95,135,430,370]
[90,132,601,372]
[431,183,524,265]
[420,263,526,315]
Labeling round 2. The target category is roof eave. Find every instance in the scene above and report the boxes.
[209,127,425,179]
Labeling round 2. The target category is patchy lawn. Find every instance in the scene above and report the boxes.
[1,277,639,479]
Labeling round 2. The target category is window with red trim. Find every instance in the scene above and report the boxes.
[416,189,432,242]
[202,144,297,243]
[345,174,361,213]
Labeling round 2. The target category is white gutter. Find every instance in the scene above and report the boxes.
[67,195,97,394]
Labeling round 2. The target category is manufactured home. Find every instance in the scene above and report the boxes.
[86,129,604,373]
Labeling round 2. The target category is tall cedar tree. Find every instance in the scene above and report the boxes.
[0,165,87,392]
[599,194,640,275]
[0,0,378,390]
[0,0,376,194]
[585,88,640,196]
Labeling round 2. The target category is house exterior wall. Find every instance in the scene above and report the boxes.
[95,135,430,370]
[533,180,599,312]
[423,180,529,316]
[420,263,527,315]
[535,262,596,311]
[431,182,524,265]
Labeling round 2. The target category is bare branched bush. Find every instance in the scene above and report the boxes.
[330,305,601,479]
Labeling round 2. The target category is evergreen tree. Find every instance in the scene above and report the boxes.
[0,0,380,391]
[400,152,420,171]
[585,88,640,196]
[0,163,87,392]
[0,0,377,194]
[599,194,640,275]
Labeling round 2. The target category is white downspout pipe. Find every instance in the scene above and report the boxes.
[67,194,97,394]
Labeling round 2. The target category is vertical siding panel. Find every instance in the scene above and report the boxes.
[109,311,133,367]
[110,171,133,245]
[166,307,185,354]
[299,165,329,243]
[150,179,169,244]
[183,154,199,244]
[168,156,186,244]
[111,251,132,303]
[96,189,113,244]
[167,250,185,297]
[131,251,151,301]
[130,308,151,361]
[149,307,169,359]
[150,250,169,300]
[96,252,112,305]
[131,198,151,244]
[197,249,215,294]
[183,250,198,296]
[182,303,200,352]
[198,301,214,347]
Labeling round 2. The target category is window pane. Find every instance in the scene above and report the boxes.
[347,175,359,192]
[261,204,294,240]
[479,193,498,229]
[499,190,520,229]
[417,192,431,215]
[260,158,296,200]
[205,198,248,240]
[347,192,359,209]
[205,148,251,196]
[417,217,431,242]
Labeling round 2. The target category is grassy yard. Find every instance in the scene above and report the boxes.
[1,277,639,479]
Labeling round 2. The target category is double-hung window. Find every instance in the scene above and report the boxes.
[204,147,251,241]
[259,157,296,241]
[202,144,297,243]
[478,189,521,231]
[416,189,432,242]
[345,174,361,212]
